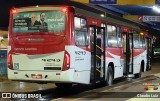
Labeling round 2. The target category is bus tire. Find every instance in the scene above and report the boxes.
[135,66,142,78]
[55,83,72,88]
[106,66,113,86]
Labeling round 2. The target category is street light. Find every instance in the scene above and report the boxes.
[0,36,4,42]
[152,5,160,13]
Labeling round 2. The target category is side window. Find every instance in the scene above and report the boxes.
[139,34,143,48]
[101,23,107,45]
[140,34,145,48]
[143,38,146,48]
[101,23,106,27]
[117,27,122,47]
[107,25,117,47]
[133,32,140,48]
[101,23,107,46]
[74,17,88,46]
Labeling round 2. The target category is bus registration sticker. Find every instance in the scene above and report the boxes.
[14,63,19,70]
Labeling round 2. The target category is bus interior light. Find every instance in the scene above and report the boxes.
[140,32,144,36]
[100,14,105,17]
[152,5,160,13]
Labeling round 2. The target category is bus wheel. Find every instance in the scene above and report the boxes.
[135,66,142,78]
[55,83,72,88]
[106,66,113,86]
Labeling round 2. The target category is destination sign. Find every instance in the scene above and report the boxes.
[142,16,160,22]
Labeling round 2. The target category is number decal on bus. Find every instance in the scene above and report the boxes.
[75,51,86,55]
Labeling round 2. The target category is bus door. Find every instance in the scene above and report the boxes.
[146,38,152,70]
[90,25,106,83]
[123,32,133,76]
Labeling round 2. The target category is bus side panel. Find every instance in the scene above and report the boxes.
[67,46,91,84]
[106,48,124,79]
[133,49,147,74]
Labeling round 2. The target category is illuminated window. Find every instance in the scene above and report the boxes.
[140,35,146,48]
[74,17,88,46]
[117,27,122,47]
[107,25,117,47]
[133,31,140,48]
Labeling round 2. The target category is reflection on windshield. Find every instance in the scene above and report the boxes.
[12,11,65,33]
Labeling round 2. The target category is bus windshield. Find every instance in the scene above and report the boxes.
[12,11,66,33]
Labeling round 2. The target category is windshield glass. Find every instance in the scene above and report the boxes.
[12,11,66,33]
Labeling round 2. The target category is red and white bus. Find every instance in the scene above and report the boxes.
[8,4,152,87]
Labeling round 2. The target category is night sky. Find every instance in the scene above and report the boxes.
[0,0,69,28]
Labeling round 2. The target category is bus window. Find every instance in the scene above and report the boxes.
[101,23,106,27]
[74,17,88,46]
[133,32,140,48]
[107,25,117,47]
[12,11,66,33]
[117,27,122,47]
[101,23,106,46]
[139,34,143,48]
[140,34,145,48]
[74,17,81,29]
[143,38,146,48]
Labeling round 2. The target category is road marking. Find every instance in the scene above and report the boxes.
[153,73,160,77]
[51,98,63,101]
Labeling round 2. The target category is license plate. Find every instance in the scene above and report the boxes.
[31,74,42,79]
